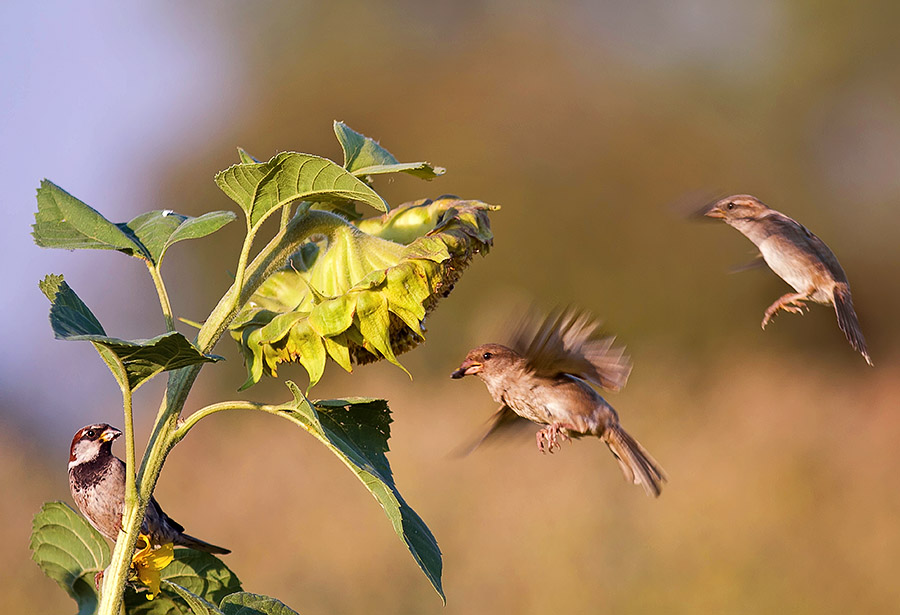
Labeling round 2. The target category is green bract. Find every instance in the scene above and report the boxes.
[230,197,497,389]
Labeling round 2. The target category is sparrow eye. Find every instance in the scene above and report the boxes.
[727,202,735,210]
[482,352,493,360]
[86,429,96,438]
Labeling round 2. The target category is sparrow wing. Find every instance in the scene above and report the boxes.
[763,213,849,283]
[453,405,532,456]
[509,307,632,391]
[729,252,767,274]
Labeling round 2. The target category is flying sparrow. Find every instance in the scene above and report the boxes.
[68,423,230,554]
[703,194,872,365]
[451,308,667,497]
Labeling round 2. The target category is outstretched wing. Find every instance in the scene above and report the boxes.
[453,405,533,456]
[509,306,632,391]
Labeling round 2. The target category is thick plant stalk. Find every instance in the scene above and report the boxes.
[95,209,332,615]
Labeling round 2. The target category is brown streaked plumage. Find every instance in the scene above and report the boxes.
[703,194,872,366]
[68,423,230,554]
[451,308,666,497]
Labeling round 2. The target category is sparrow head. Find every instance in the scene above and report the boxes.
[702,194,770,222]
[451,344,521,381]
[69,423,122,468]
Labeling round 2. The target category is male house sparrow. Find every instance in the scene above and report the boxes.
[451,308,667,497]
[68,423,230,554]
[703,195,872,365]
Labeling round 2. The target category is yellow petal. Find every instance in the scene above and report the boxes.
[131,534,174,600]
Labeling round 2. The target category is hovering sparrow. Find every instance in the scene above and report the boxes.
[68,423,230,554]
[451,308,666,497]
[703,195,872,365]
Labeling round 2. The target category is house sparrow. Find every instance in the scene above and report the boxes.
[451,308,667,497]
[703,195,872,365]
[68,423,230,554]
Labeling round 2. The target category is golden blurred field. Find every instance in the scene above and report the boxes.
[5,1,900,613]
[7,350,900,614]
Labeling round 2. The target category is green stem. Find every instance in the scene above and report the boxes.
[147,263,175,332]
[174,400,277,443]
[95,347,140,615]
[230,220,255,312]
[97,209,346,615]
[197,209,357,350]
[280,201,293,230]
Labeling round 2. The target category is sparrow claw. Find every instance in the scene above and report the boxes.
[94,569,104,590]
[535,423,570,454]
[762,294,810,328]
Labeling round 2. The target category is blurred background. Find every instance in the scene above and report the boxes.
[3,0,899,613]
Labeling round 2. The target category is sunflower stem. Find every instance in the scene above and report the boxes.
[146,263,175,332]
[97,209,347,615]
[95,348,141,615]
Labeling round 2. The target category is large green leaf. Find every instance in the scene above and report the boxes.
[220,593,300,615]
[334,121,445,180]
[40,274,220,390]
[276,382,444,602]
[126,550,242,615]
[119,210,237,266]
[33,180,146,256]
[163,583,224,615]
[33,182,234,266]
[30,501,110,615]
[159,550,242,605]
[214,152,387,230]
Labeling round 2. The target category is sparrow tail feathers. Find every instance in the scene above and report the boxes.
[833,283,873,366]
[173,533,231,555]
[603,425,667,498]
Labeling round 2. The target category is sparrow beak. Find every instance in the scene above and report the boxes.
[703,206,726,219]
[451,360,482,379]
[690,198,726,220]
[100,427,123,442]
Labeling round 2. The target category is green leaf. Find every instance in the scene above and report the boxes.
[215,152,387,230]
[127,549,243,614]
[33,180,146,256]
[164,582,225,615]
[220,593,300,615]
[121,210,236,266]
[30,501,110,615]
[126,596,184,615]
[334,121,445,180]
[33,180,235,268]
[161,550,242,606]
[39,274,106,337]
[351,161,446,180]
[236,147,260,164]
[127,583,224,615]
[41,274,220,390]
[276,383,444,602]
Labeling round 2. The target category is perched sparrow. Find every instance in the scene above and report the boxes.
[703,195,872,365]
[68,424,229,554]
[451,308,667,497]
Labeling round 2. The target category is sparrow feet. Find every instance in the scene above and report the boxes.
[536,423,571,454]
[762,294,809,329]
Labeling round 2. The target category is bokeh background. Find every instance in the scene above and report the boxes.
[4,1,899,613]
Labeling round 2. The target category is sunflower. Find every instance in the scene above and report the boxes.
[230,197,496,389]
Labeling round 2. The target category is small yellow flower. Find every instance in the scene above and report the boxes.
[131,533,174,600]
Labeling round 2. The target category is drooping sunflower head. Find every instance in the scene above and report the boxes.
[230,197,497,389]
